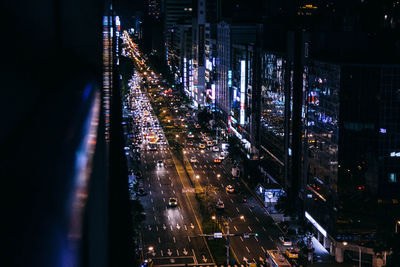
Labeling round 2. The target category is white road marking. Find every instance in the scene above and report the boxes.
[261,246,266,253]
[161,190,163,194]
[240,236,244,242]
[170,225,173,231]
[177,249,179,256]
[230,199,234,203]
[246,246,250,253]
[173,190,176,194]
[236,207,240,213]
[234,226,238,232]
[255,217,260,222]
[192,249,197,263]
[184,224,187,230]
[150,198,153,203]
[156,226,159,231]
[188,236,191,242]
[160,250,164,257]
[254,236,259,242]
[173,236,176,243]
[248,226,252,231]
[269,236,273,242]
[154,215,157,221]
[181,214,184,220]
[163,198,165,202]
[152,206,155,211]
[158,237,161,243]
[149,190,152,195]
[262,226,267,231]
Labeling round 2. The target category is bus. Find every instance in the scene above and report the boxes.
[266,250,291,267]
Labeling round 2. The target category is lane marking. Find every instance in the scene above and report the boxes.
[261,246,266,253]
[230,199,234,203]
[236,207,240,213]
[248,226,252,231]
[188,236,191,242]
[246,246,250,253]
[234,226,238,232]
[240,236,244,242]
[173,236,176,243]
[262,226,267,232]
[158,237,161,243]
[269,236,273,242]
[184,224,187,230]
[255,217,260,222]
[254,236,259,242]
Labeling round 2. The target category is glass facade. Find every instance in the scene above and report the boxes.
[305,61,340,193]
[260,52,293,185]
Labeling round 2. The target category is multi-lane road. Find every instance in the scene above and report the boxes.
[122,31,293,267]
[127,88,289,266]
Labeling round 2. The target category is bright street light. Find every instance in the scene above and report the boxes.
[148,246,154,252]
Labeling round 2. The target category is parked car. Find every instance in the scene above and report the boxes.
[212,146,220,152]
[190,156,197,163]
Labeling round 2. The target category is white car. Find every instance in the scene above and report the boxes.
[218,154,225,160]
[190,156,197,163]
[279,236,292,246]
[212,146,220,152]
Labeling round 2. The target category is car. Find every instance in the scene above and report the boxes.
[226,185,235,193]
[212,146,220,152]
[279,237,293,246]
[187,133,195,138]
[190,156,197,163]
[216,200,225,209]
[187,141,193,146]
[137,187,147,196]
[195,124,201,128]
[168,197,178,207]
[199,144,206,149]
[218,154,225,160]
[214,158,222,164]
[157,160,164,167]
[207,141,213,147]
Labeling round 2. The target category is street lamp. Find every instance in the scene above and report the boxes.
[395,220,400,233]
[342,241,361,267]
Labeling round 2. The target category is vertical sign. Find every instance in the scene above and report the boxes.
[240,60,246,125]
[228,70,232,87]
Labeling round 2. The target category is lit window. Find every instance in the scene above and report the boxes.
[389,173,397,183]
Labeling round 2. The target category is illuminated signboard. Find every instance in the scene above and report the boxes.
[228,70,232,87]
[240,60,246,125]
[305,211,327,237]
